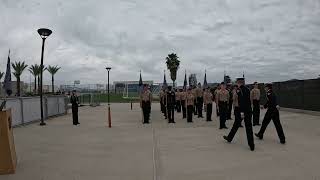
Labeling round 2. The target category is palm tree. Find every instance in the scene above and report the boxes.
[29,64,39,94]
[12,61,28,96]
[46,65,61,93]
[0,71,4,95]
[165,53,180,87]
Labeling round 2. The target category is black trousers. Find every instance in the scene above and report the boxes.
[234,106,241,123]
[197,97,203,117]
[72,106,79,125]
[227,110,254,147]
[181,100,186,118]
[176,100,181,112]
[216,102,220,117]
[206,103,212,121]
[167,105,175,123]
[218,101,228,128]
[227,100,233,120]
[194,100,198,115]
[257,108,285,142]
[160,101,164,113]
[187,105,193,122]
[142,101,151,123]
[252,100,260,125]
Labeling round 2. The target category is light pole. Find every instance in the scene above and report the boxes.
[106,67,112,128]
[37,28,52,126]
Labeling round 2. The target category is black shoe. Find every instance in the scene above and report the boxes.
[255,133,263,140]
[219,127,223,129]
[280,140,286,144]
[239,124,243,128]
[223,136,231,143]
[250,144,255,151]
[77,122,80,125]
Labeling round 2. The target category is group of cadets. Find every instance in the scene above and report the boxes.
[141,78,286,151]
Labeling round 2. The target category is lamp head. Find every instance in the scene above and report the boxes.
[106,67,111,71]
[38,28,52,39]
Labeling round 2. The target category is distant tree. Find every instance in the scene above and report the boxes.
[46,65,61,93]
[29,64,39,94]
[189,74,197,87]
[0,71,4,95]
[166,53,180,87]
[12,61,28,96]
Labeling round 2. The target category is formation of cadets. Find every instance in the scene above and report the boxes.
[141,78,286,151]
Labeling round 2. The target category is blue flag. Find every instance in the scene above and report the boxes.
[3,50,12,96]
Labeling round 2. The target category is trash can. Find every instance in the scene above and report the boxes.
[0,109,17,175]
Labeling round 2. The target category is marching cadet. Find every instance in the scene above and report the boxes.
[192,85,198,115]
[216,82,229,129]
[166,86,176,123]
[251,82,261,126]
[186,87,195,123]
[203,87,213,121]
[180,89,187,119]
[70,90,80,125]
[255,84,286,144]
[195,83,204,118]
[214,86,221,117]
[140,84,152,124]
[223,78,255,151]
[227,83,233,120]
[176,88,182,113]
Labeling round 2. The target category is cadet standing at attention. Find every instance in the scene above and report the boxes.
[140,84,152,124]
[180,89,187,119]
[255,84,286,144]
[196,83,204,118]
[223,78,255,151]
[176,88,181,113]
[166,86,176,123]
[251,82,261,126]
[70,90,80,125]
[186,87,195,123]
[203,87,213,121]
[216,82,229,129]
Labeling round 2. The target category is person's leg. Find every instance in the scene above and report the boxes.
[187,105,193,122]
[172,107,175,123]
[182,101,186,118]
[167,106,172,123]
[253,100,260,125]
[227,102,232,120]
[72,108,77,125]
[272,109,286,143]
[244,111,254,148]
[194,100,198,115]
[256,110,272,138]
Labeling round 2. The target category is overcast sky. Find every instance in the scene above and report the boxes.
[0,0,320,85]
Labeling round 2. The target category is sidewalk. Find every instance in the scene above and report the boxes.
[1,103,320,180]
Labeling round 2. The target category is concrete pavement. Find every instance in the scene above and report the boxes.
[1,103,320,180]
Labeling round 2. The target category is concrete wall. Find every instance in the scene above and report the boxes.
[0,95,67,126]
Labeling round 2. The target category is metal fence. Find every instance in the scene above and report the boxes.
[0,95,68,126]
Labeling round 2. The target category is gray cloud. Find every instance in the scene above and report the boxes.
[0,0,320,86]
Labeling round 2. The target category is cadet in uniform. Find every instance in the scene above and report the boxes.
[196,83,204,118]
[255,84,286,144]
[140,84,152,124]
[70,90,80,125]
[216,82,229,129]
[227,83,233,120]
[251,82,261,126]
[186,87,195,123]
[180,89,187,118]
[214,86,221,117]
[166,86,176,123]
[223,78,255,151]
[176,88,181,113]
[203,87,213,121]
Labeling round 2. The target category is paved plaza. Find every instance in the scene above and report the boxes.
[1,103,320,180]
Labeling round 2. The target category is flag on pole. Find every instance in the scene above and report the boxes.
[183,70,187,90]
[203,69,208,89]
[163,70,168,90]
[3,49,12,96]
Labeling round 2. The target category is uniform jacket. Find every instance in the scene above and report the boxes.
[264,89,278,109]
[237,85,251,113]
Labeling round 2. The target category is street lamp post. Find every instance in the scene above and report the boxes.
[38,28,52,126]
[106,67,112,128]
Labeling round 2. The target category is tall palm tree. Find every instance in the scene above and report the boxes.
[29,64,39,94]
[12,61,28,96]
[0,71,4,95]
[165,53,180,87]
[46,65,61,93]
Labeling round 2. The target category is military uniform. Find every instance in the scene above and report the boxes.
[256,87,285,144]
[216,88,229,129]
[224,82,255,151]
[176,90,181,113]
[180,90,187,118]
[166,89,176,123]
[203,89,213,121]
[186,90,195,122]
[140,89,152,124]
[70,93,80,125]
[250,87,261,125]
[196,86,204,118]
